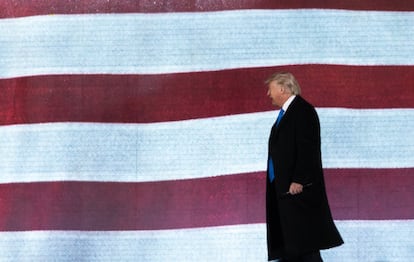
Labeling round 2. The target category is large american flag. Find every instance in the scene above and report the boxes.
[0,1,413,261]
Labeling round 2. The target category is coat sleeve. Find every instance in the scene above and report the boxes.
[292,105,322,185]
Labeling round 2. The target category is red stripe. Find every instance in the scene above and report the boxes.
[1,65,413,125]
[0,168,412,231]
[1,1,414,18]
[325,168,414,220]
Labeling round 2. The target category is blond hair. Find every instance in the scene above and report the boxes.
[265,72,301,95]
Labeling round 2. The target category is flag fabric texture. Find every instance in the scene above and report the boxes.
[0,1,414,261]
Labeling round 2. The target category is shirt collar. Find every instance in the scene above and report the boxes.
[282,95,296,112]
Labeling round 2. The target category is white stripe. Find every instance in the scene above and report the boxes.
[1,10,414,78]
[0,108,412,183]
[0,221,413,261]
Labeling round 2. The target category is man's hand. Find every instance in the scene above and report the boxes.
[289,182,303,195]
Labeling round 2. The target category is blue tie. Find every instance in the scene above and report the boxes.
[268,109,284,182]
[275,109,284,127]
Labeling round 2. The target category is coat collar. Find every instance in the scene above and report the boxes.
[281,95,296,112]
[272,96,301,134]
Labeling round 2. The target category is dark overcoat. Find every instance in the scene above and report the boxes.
[266,96,343,260]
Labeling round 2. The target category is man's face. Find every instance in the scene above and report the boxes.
[267,81,284,107]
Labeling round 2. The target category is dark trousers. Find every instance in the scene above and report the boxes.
[279,251,323,262]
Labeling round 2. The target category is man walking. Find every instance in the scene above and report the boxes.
[265,72,343,261]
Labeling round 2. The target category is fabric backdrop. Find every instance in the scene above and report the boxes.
[0,1,413,261]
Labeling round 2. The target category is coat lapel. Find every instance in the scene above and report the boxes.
[272,96,299,135]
